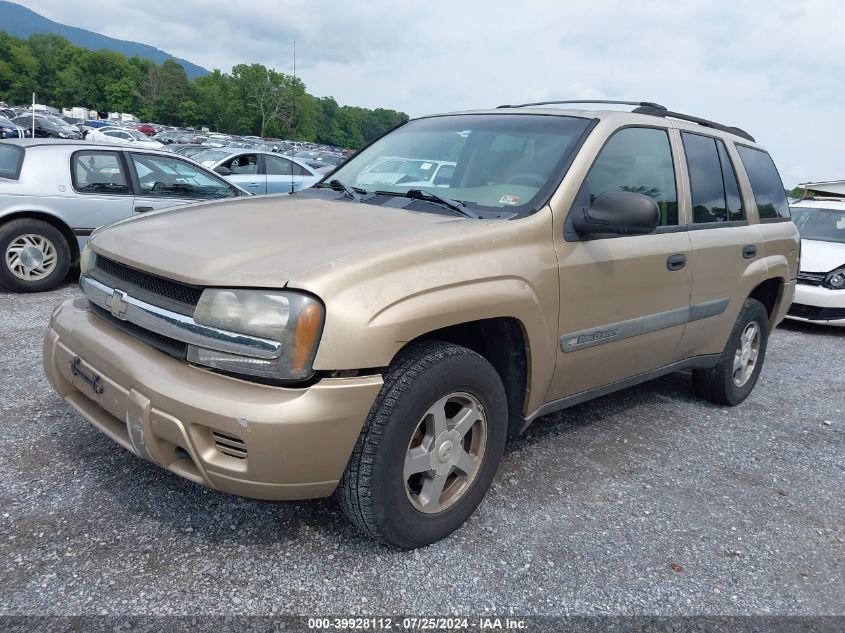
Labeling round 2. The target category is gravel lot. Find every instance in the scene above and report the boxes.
[0,281,842,617]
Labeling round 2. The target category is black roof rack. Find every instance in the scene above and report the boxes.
[632,106,755,142]
[495,99,755,143]
[497,99,667,110]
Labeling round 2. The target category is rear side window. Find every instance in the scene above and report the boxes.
[682,132,744,223]
[736,146,789,220]
[586,127,678,226]
[72,151,130,194]
[0,144,24,180]
[264,154,311,177]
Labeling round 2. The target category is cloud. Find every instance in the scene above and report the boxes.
[16,0,845,184]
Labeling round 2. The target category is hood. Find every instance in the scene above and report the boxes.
[800,239,845,272]
[90,194,472,287]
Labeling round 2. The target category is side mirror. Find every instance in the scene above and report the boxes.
[214,166,232,176]
[571,190,660,236]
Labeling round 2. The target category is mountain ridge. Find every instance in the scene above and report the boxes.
[0,0,209,79]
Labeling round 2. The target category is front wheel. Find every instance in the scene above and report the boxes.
[693,298,770,405]
[337,341,508,548]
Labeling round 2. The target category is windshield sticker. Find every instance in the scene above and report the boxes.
[420,162,433,170]
[499,194,520,205]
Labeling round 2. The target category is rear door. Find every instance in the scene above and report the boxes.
[262,154,317,193]
[675,131,765,358]
[126,151,240,213]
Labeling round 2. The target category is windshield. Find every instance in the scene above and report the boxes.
[125,129,148,141]
[791,207,845,244]
[329,114,592,214]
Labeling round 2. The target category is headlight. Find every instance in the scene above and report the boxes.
[826,268,845,290]
[188,289,324,381]
[58,132,68,138]
[79,245,95,274]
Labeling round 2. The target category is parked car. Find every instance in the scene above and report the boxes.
[136,123,157,136]
[165,144,211,159]
[355,156,456,188]
[192,148,320,194]
[0,116,28,139]
[12,114,78,139]
[43,101,798,547]
[786,198,845,326]
[87,127,165,149]
[0,139,247,292]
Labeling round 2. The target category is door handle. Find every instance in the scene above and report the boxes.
[742,244,758,259]
[135,206,154,213]
[666,254,687,271]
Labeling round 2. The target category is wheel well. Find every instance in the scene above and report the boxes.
[0,211,79,264]
[748,277,782,319]
[409,317,529,438]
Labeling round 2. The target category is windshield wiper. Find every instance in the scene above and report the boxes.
[315,179,366,202]
[378,189,480,219]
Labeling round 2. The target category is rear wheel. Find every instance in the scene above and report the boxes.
[337,341,508,548]
[0,219,71,292]
[693,298,769,405]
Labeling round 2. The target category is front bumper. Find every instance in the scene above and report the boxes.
[787,284,845,327]
[43,297,383,500]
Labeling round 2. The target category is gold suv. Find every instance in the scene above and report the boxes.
[43,101,799,548]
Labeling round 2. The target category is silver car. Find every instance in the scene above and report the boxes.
[192,148,321,194]
[0,139,247,292]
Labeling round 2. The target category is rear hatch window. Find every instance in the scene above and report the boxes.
[0,143,24,180]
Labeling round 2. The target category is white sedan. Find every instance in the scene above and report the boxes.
[788,198,845,326]
[87,127,164,149]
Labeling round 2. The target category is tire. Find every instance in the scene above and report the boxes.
[692,298,770,406]
[337,341,508,549]
[0,219,71,292]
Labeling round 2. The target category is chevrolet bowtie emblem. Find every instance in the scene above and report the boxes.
[105,289,129,319]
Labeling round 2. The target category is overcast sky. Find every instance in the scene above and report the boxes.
[18,0,845,185]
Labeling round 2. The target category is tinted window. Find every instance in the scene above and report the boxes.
[72,151,130,194]
[0,144,24,179]
[683,133,727,223]
[717,141,743,221]
[736,146,789,220]
[130,153,235,199]
[264,154,294,176]
[587,127,678,225]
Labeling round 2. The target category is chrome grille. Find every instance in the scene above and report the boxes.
[91,255,202,315]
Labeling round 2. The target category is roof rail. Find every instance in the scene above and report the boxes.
[497,99,667,110]
[632,106,755,142]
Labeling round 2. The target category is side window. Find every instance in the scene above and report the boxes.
[291,162,311,177]
[225,154,258,175]
[129,153,236,199]
[717,141,744,221]
[586,127,678,226]
[736,146,790,220]
[682,133,726,223]
[264,154,293,176]
[72,151,130,195]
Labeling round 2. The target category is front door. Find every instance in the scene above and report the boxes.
[126,151,239,213]
[222,153,265,194]
[547,126,693,401]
